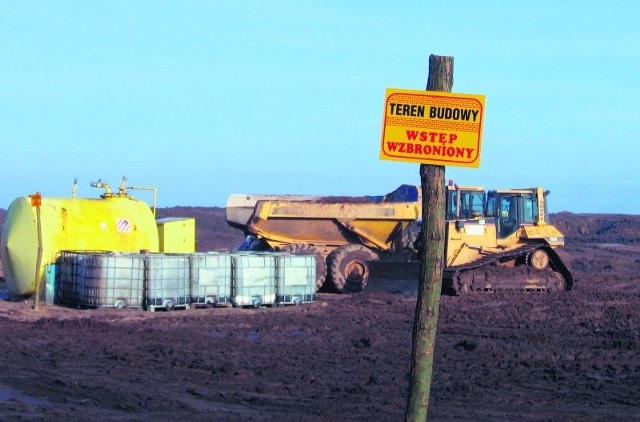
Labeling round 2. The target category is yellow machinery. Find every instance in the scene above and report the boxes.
[226,185,421,292]
[156,217,196,253]
[441,183,574,294]
[1,179,159,297]
[226,183,574,295]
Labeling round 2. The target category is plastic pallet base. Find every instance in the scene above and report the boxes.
[191,303,232,309]
[276,294,316,306]
[190,296,232,308]
[233,302,279,309]
[145,296,191,312]
[147,304,191,312]
[79,303,144,310]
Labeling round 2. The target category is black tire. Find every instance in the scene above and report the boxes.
[328,245,379,293]
[280,243,327,291]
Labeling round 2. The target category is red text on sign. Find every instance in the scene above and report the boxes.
[405,130,457,144]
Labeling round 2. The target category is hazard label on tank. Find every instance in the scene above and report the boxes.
[116,219,132,233]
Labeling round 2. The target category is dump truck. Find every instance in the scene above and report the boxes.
[226,185,421,293]
[225,182,574,295]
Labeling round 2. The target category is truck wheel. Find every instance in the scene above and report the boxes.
[281,243,327,291]
[328,245,379,293]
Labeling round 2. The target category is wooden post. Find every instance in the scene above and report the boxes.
[29,194,44,311]
[405,54,453,421]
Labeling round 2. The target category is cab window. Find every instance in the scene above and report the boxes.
[486,195,495,218]
[446,191,457,220]
[498,195,519,238]
[522,194,538,224]
[460,191,484,218]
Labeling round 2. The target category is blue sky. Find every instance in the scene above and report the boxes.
[1,1,638,213]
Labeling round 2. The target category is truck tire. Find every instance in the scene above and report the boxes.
[281,243,327,291]
[328,245,379,293]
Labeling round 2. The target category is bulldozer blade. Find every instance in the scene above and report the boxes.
[366,261,421,295]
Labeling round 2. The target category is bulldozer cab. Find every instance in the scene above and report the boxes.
[486,188,548,240]
[444,184,492,267]
[444,184,561,267]
[446,184,485,221]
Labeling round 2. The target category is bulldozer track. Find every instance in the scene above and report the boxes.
[443,243,574,296]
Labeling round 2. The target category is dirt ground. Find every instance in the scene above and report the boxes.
[1,211,639,421]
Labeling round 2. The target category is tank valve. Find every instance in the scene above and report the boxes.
[90,179,112,197]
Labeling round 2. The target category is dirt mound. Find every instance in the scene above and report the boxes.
[552,212,640,244]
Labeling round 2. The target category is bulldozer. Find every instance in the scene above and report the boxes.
[440,182,574,294]
[225,182,574,295]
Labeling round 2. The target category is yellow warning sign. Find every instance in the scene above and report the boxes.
[380,88,485,167]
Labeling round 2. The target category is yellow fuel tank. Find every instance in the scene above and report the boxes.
[1,195,159,297]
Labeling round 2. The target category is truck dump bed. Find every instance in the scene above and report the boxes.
[226,185,421,253]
